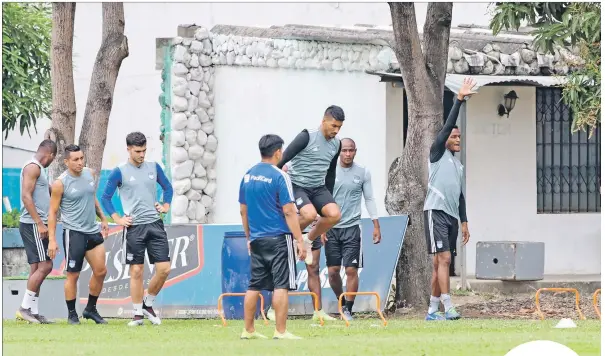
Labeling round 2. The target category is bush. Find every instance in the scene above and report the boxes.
[2,208,20,228]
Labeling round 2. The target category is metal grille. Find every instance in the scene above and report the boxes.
[536,88,601,213]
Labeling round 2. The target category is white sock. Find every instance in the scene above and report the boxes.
[428,295,440,314]
[31,296,39,314]
[143,294,156,307]
[441,294,453,311]
[133,303,143,316]
[21,289,36,310]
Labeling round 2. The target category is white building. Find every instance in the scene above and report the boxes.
[157,23,600,277]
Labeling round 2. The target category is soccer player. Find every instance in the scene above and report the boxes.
[239,134,306,340]
[276,105,344,322]
[15,139,57,324]
[324,138,381,321]
[47,145,109,324]
[101,132,174,326]
[424,77,476,321]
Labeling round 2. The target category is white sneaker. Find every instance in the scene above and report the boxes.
[128,318,144,326]
[303,234,313,265]
[267,307,275,321]
[143,306,162,325]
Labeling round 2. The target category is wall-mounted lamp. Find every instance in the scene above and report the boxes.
[497,90,519,117]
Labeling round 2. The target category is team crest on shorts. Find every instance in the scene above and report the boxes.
[69,260,76,268]
[126,253,133,261]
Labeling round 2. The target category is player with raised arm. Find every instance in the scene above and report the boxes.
[239,134,306,340]
[47,145,109,325]
[15,140,57,324]
[424,77,476,321]
[101,132,174,326]
[275,106,344,322]
[323,138,381,321]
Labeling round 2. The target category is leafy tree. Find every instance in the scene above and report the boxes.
[2,3,51,139]
[490,2,601,136]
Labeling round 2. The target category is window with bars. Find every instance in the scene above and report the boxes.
[536,87,601,213]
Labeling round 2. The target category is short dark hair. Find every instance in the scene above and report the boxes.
[325,105,345,121]
[452,125,459,130]
[258,134,284,158]
[38,139,57,155]
[126,132,147,147]
[64,144,81,158]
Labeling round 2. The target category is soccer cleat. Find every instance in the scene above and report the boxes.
[445,307,461,320]
[302,234,313,265]
[34,314,55,324]
[273,330,303,340]
[313,309,337,321]
[16,307,40,324]
[83,307,108,324]
[425,311,446,321]
[240,329,268,339]
[127,316,144,326]
[266,307,275,321]
[342,309,354,322]
[68,311,81,325]
[142,304,161,325]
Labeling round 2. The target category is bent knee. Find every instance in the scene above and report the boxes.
[299,207,317,225]
[155,262,171,277]
[344,267,357,278]
[93,266,107,278]
[38,261,53,275]
[322,205,341,223]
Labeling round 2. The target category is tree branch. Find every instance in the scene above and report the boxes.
[78,2,129,182]
[423,2,453,94]
[389,3,424,76]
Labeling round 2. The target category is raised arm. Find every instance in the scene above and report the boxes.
[277,130,310,169]
[47,180,63,259]
[430,77,477,163]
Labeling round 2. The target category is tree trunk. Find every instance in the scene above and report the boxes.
[386,2,453,308]
[78,3,129,181]
[46,2,76,183]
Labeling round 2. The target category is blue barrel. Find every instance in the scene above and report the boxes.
[221,231,272,319]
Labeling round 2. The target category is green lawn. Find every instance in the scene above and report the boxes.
[3,318,600,356]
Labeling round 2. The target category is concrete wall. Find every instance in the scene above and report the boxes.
[213,66,387,223]
[465,86,601,275]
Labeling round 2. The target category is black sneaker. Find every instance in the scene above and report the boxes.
[83,307,107,324]
[68,311,80,325]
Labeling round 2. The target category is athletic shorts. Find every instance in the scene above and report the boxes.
[249,234,297,291]
[63,229,105,272]
[122,219,170,265]
[19,222,50,264]
[424,209,458,256]
[292,184,335,217]
[325,225,363,268]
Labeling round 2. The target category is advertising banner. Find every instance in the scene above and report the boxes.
[49,215,408,319]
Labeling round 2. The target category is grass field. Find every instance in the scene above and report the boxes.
[3,318,600,355]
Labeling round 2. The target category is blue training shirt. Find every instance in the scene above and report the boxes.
[238,162,295,241]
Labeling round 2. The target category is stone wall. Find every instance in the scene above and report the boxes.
[161,24,581,223]
[3,248,29,277]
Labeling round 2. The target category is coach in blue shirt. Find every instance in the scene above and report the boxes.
[238,134,306,340]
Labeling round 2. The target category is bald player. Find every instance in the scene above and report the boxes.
[323,138,381,321]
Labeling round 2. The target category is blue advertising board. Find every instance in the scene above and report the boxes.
[13,215,408,319]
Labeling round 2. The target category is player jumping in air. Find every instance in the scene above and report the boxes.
[47,145,109,325]
[323,138,381,321]
[276,105,344,322]
[424,77,476,321]
[101,132,174,326]
[239,134,306,340]
[16,140,57,324]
